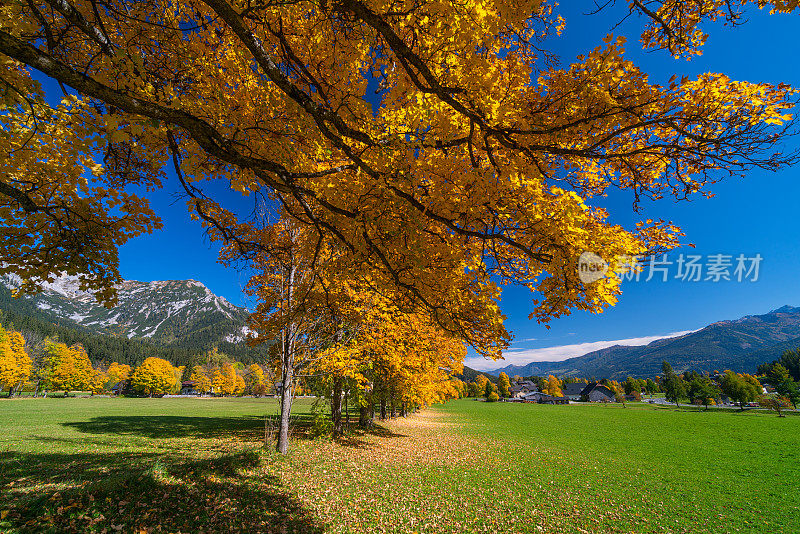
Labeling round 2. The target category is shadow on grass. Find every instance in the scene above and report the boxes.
[63,413,409,446]
[63,415,270,440]
[0,448,323,533]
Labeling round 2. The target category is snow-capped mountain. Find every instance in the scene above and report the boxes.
[1,274,251,345]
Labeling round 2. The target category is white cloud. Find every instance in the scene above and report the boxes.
[464,330,697,371]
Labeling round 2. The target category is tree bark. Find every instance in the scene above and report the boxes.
[276,261,297,455]
[380,397,387,420]
[277,359,294,454]
[359,403,370,427]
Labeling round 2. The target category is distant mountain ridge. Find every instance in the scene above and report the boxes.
[489,306,800,379]
[0,274,255,358]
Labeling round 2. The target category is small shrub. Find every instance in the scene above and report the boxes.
[486,392,499,402]
[309,398,333,438]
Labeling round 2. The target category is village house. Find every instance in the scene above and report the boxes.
[509,380,538,398]
[520,391,569,404]
[111,380,132,396]
[180,380,200,395]
[580,382,617,403]
[562,382,586,401]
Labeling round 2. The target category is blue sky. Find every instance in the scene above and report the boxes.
[103,5,800,369]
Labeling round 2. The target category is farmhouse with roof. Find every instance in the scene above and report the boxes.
[562,382,586,401]
[180,380,200,395]
[520,391,569,404]
[580,382,617,402]
[509,380,538,398]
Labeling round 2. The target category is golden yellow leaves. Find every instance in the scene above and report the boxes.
[40,340,95,393]
[0,326,31,392]
[1,0,796,359]
[130,357,180,395]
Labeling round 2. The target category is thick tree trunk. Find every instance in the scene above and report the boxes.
[400,402,406,417]
[331,378,344,438]
[359,403,370,427]
[380,397,387,420]
[277,359,294,454]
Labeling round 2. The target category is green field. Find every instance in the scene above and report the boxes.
[1,398,798,533]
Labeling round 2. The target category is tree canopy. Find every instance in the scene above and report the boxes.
[1,0,797,356]
[130,356,181,395]
[720,370,762,410]
[0,325,31,393]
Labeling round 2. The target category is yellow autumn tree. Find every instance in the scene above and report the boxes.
[497,372,511,398]
[88,369,109,394]
[211,362,239,396]
[234,373,246,396]
[0,328,32,395]
[189,365,212,394]
[1,0,796,347]
[244,363,267,396]
[130,357,178,396]
[0,326,16,394]
[40,341,94,395]
[542,375,563,397]
[172,366,185,394]
[106,362,132,385]
[473,375,490,396]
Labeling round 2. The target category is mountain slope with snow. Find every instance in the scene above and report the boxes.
[1,274,251,346]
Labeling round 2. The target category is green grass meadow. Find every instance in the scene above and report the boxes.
[438,401,800,533]
[0,397,798,533]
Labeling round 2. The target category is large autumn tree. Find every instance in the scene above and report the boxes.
[0,325,32,395]
[130,356,179,396]
[1,0,797,337]
[39,340,94,394]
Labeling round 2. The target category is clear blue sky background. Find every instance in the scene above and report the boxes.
[101,5,800,366]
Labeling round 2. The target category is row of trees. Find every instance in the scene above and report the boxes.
[0,326,276,398]
[188,357,270,397]
[661,361,797,415]
[456,361,797,415]
[1,324,115,396]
